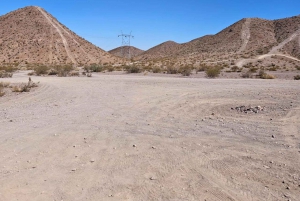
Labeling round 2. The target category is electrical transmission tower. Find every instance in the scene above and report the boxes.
[118,31,134,59]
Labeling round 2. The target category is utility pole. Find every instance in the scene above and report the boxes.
[118,31,134,59]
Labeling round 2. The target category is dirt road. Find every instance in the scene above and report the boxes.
[1,72,300,201]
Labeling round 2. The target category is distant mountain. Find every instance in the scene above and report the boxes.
[136,16,300,63]
[109,46,144,58]
[136,41,181,60]
[0,6,120,64]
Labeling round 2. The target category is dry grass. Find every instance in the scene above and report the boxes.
[12,77,38,93]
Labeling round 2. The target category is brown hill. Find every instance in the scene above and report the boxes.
[137,41,181,60]
[109,46,144,58]
[136,15,300,65]
[0,6,120,65]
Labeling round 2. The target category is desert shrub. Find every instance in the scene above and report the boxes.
[35,65,49,75]
[241,70,252,78]
[179,66,192,76]
[295,66,300,70]
[0,66,16,73]
[205,67,221,78]
[88,64,103,72]
[231,66,239,72]
[126,65,141,73]
[152,66,162,73]
[0,71,13,78]
[294,75,300,80]
[249,67,258,73]
[196,64,208,72]
[48,69,58,75]
[0,82,9,97]
[106,66,114,72]
[69,72,80,77]
[258,70,275,79]
[12,77,38,93]
[166,66,179,74]
[86,73,92,77]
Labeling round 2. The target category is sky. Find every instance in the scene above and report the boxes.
[1,0,300,51]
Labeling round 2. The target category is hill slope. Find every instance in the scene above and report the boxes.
[136,15,300,65]
[0,6,120,65]
[109,46,144,58]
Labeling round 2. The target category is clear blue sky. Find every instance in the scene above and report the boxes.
[1,0,299,51]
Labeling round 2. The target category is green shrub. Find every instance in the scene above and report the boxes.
[34,65,49,75]
[205,67,221,78]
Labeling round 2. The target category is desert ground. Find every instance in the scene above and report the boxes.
[0,72,300,201]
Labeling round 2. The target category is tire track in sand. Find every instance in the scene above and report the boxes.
[238,18,251,53]
[35,6,76,64]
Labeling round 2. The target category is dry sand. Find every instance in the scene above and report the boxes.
[0,72,300,201]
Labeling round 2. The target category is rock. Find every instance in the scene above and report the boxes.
[133,144,136,148]
[150,176,156,180]
[71,168,76,172]
[286,186,290,190]
[90,159,95,163]
[272,135,275,138]
[9,120,13,122]
[151,146,156,149]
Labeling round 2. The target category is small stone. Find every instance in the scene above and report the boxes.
[108,194,113,197]
[9,120,13,122]
[272,135,275,138]
[151,146,156,149]
[90,159,95,163]
[71,168,76,172]
[286,186,290,190]
[150,176,156,180]
[133,144,136,148]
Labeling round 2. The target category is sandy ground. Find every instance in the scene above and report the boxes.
[0,72,300,201]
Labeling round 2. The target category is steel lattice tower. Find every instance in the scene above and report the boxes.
[118,31,134,59]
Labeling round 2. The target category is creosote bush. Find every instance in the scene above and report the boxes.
[205,67,221,78]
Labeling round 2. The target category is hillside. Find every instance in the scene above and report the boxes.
[0,6,120,65]
[136,15,300,66]
[108,46,144,58]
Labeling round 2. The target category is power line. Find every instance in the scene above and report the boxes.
[118,31,134,59]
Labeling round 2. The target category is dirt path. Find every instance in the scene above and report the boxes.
[238,18,251,53]
[0,73,299,201]
[236,27,300,67]
[35,7,76,64]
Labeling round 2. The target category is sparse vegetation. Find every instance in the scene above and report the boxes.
[0,82,10,97]
[179,66,192,76]
[205,66,221,78]
[258,70,275,79]
[166,66,179,74]
[294,75,300,80]
[12,77,38,93]
[126,65,141,73]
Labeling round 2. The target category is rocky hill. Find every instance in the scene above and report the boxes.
[109,46,144,58]
[136,15,300,66]
[0,6,120,65]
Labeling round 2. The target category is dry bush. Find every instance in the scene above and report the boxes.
[166,66,179,74]
[241,70,252,78]
[12,77,38,93]
[152,66,162,73]
[0,82,9,97]
[85,63,103,72]
[126,65,141,73]
[294,75,300,80]
[258,70,275,79]
[179,66,192,76]
[0,71,13,78]
[69,72,80,77]
[205,67,221,78]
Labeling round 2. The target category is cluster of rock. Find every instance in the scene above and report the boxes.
[232,105,265,113]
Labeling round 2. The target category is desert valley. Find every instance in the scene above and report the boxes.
[0,6,300,201]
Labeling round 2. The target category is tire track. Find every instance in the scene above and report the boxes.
[35,6,76,64]
[238,18,251,53]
